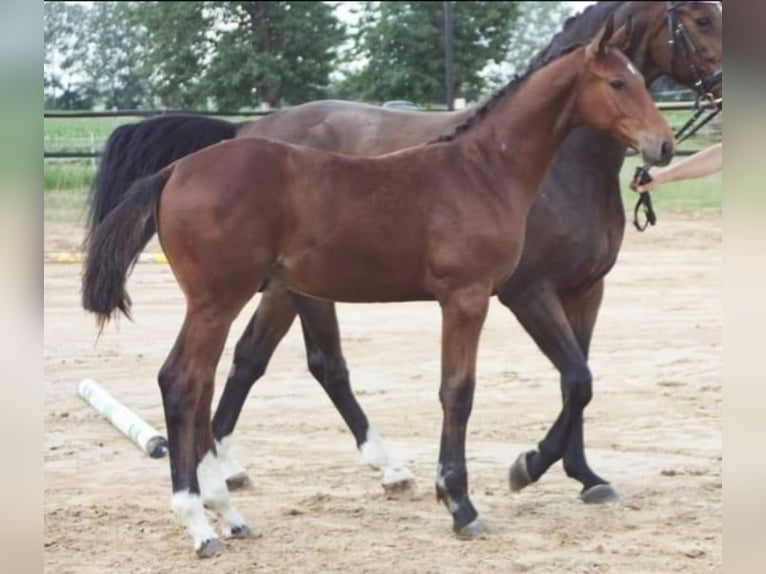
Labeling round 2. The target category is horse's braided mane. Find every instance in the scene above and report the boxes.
[430,1,625,144]
[429,42,583,144]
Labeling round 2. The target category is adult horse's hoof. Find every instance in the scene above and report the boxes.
[228,525,255,540]
[196,538,224,559]
[382,465,416,497]
[225,472,252,491]
[509,450,536,492]
[580,483,619,504]
[455,518,489,540]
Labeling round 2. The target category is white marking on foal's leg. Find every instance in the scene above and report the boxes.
[172,490,217,552]
[216,435,248,484]
[436,463,460,513]
[359,428,390,469]
[197,450,249,537]
[360,428,415,492]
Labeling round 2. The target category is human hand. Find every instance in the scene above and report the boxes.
[630,168,658,194]
[629,177,658,193]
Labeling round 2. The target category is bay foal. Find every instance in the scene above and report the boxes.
[83,21,673,557]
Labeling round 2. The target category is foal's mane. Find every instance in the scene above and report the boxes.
[431,1,626,144]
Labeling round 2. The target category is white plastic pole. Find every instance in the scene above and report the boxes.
[78,378,168,458]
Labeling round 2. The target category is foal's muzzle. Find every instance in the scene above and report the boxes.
[640,136,675,167]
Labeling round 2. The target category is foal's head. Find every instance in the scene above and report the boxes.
[576,18,675,166]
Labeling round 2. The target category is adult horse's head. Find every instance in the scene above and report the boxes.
[577,18,675,166]
[622,1,723,98]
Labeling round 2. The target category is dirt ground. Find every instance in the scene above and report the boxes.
[44,213,721,573]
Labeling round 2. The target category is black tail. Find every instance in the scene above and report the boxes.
[82,169,172,330]
[84,114,241,250]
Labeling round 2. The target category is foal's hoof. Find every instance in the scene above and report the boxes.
[455,518,489,540]
[580,483,619,505]
[225,472,252,491]
[228,525,255,540]
[196,538,224,559]
[382,465,416,498]
[509,450,536,492]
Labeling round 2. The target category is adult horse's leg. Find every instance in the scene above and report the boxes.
[502,282,616,503]
[560,279,617,503]
[211,284,299,489]
[159,308,250,558]
[211,284,414,492]
[289,293,415,493]
[435,286,490,539]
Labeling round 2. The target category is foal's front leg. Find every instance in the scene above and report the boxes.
[436,286,490,539]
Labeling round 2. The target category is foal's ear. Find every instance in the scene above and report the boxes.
[585,13,616,60]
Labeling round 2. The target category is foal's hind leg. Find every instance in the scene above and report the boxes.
[195,373,252,540]
[159,308,250,558]
[211,284,299,489]
[501,283,614,502]
[290,293,415,494]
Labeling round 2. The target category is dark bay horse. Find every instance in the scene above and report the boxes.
[82,1,722,501]
[83,22,674,556]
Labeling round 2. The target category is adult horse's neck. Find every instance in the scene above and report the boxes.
[613,2,665,87]
[458,48,584,208]
[532,2,665,93]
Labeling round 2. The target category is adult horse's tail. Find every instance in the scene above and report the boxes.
[82,169,172,330]
[84,114,241,250]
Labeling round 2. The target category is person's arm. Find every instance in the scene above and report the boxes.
[631,142,722,193]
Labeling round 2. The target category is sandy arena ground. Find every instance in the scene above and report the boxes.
[44,214,721,573]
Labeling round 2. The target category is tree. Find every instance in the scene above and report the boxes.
[341,1,521,105]
[44,2,89,108]
[131,2,212,108]
[205,2,346,109]
[85,2,149,109]
[134,1,346,110]
[45,2,148,109]
[483,1,576,90]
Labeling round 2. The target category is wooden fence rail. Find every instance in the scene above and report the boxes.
[44,99,721,160]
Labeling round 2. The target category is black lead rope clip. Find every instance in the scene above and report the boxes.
[632,166,657,232]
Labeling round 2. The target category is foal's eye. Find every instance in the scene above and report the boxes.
[696,17,711,30]
[609,78,626,91]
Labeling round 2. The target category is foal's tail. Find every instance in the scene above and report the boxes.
[81,169,172,330]
[84,114,241,252]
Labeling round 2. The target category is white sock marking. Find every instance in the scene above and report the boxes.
[216,435,248,482]
[359,428,390,469]
[198,450,247,535]
[172,490,217,550]
[436,464,460,513]
[360,428,415,490]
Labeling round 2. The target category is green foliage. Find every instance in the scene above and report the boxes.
[44,2,89,108]
[340,1,521,105]
[133,1,345,109]
[86,2,149,109]
[483,1,575,90]
[207,2,346,108]
[45,2,148,109]
[131,2,212,108]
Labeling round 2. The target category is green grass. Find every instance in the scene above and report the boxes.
[44,116,138,153]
